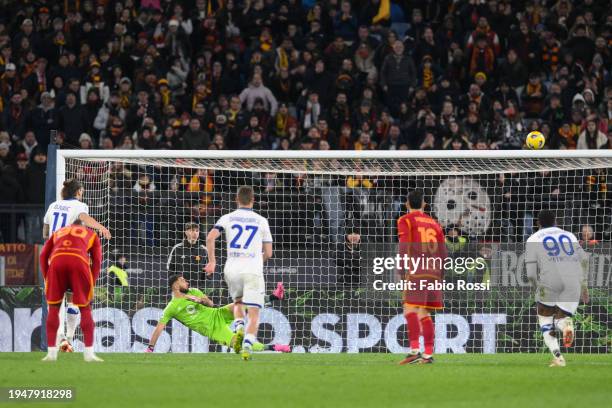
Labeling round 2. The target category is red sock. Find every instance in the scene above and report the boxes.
[46,305,60,347]
[421,316,434,355]
[79,306,94,347]
[405,312,420,351]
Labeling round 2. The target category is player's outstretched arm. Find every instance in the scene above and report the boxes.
[79,213,112,239]
[204,228,221,275]
[146,322,167,352]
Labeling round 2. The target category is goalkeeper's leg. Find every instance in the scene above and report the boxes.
[264,282,285,306]
[252,343,291,352]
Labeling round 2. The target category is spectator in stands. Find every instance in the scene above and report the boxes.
[239,73,278,115]
[499,49,528,90]
[0,141,12,169]
[378,123,403,150]
[580,224,600,248]
[182,118,210,150]
[23,148,46,205]
[467,16,501,57]
[28,92,58,150]
[0,0,608,173]
[578,119,608,149]
[58,92,86,147]
[522,72,547,118]
[380,40,416,115]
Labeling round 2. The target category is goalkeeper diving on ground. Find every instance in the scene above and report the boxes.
[146,274,289,353]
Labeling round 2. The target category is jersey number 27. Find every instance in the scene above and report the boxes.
[230,224,258,249]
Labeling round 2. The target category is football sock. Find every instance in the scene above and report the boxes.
[420,316,434,356]
[84,346,96,359]
[538,315,561,357]
[405,312,420,352]
[554,316,571,332]
[244,333,257,346]
[65,304,80,343]
[79,306,95,347]
[233,319,245,332]
[46,305,60,348]
[45,347,58,360]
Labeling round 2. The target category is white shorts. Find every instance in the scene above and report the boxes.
[224,263,265,308]
[536,271,581,315]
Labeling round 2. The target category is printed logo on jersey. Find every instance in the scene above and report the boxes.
[186,305,196,315]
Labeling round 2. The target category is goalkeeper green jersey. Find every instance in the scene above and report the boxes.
[159,289,235,346]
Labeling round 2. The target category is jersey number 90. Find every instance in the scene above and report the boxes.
[542,235,575,257]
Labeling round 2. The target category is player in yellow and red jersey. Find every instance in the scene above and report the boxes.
[39,221,103,362]
[397,190,447,365]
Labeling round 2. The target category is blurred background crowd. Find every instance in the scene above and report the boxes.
[0,0,611,245]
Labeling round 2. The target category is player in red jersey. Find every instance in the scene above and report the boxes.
[397,190,447,365]
[39,221,103,362]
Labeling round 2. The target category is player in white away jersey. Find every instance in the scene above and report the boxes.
[205,186,273,360]
[525,210,589,367]
[43,179,111,352]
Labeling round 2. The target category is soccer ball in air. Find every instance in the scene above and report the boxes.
[525,131,545,150]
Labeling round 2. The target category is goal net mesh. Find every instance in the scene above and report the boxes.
[63,154,611,353]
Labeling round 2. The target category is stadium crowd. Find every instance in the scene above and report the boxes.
[0,0,612,243]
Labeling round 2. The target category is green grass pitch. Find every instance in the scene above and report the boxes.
[0,353,610,408]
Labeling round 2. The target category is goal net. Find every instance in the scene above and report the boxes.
[57,151,611,354]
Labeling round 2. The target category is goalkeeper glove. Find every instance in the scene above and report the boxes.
[145,345,154,353]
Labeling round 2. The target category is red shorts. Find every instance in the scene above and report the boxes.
[403,274,443,310]
[44,255,94,307]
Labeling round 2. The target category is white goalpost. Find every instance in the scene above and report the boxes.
[55,149,612,353]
